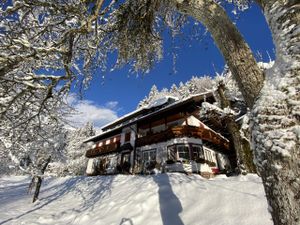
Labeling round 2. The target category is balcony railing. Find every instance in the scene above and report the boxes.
[86,142,121,158]
[136,125,229,150]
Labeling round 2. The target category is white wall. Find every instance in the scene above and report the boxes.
[86,158,95,175]
[121,124,137,146]
[130,124,137,146]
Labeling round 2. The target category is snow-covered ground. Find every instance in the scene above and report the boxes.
[0,174,273,225]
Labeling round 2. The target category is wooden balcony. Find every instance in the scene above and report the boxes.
[136,125,229,150]
[86,142,121,158]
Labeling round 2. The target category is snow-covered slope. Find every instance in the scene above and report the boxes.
[0,174,272,225]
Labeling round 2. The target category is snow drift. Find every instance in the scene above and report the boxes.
[0,174,272,225]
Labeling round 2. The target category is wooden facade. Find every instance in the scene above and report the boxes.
[136,125,229,150]
[86,142,121,158]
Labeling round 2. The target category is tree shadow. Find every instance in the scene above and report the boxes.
[0,175,115,224]
[153,174,185,225]
[0,182,30,206]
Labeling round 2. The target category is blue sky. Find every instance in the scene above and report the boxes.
[69,3,275,129]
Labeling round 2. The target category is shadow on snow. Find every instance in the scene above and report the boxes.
[0,175,115,224]
[153,174,185,225]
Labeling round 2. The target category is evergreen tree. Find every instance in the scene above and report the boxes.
[148,85,159,102]
[178,82,189,99]
[169,84,180,98]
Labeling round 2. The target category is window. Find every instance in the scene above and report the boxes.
[138,129,147,137]
[192,145,204,159]
[142,149,157,171]
[177,145,190,160]
[125,132,131,142]
[142,149,157,161]
[152,125,165,133]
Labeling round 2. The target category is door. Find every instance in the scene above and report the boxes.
[121,152,131,173]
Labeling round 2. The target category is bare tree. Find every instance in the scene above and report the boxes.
[28,156,51,203]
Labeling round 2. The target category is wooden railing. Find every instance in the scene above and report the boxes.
[136,126,229,150]
[86,142,121,158]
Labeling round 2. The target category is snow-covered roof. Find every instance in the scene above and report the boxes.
[144,96,178,109]
[101,107,146,131]
[100,96,179,131]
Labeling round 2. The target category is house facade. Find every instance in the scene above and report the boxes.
[84,93,233,177]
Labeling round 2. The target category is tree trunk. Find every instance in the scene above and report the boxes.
[32,176,42,203]
[251,1,300,224]
[217,82,256,174]
[173,0,264,107]
[29,156,51,203]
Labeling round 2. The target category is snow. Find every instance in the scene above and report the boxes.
[201,102,224,114]
[100,107,146,131]
[145,96,178,109]
[0,174,273,225]
[201,102,237,118]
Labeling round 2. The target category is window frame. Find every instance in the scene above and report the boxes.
[176,144,190,160]
[142,149,157,162]
[192,144,204,159]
